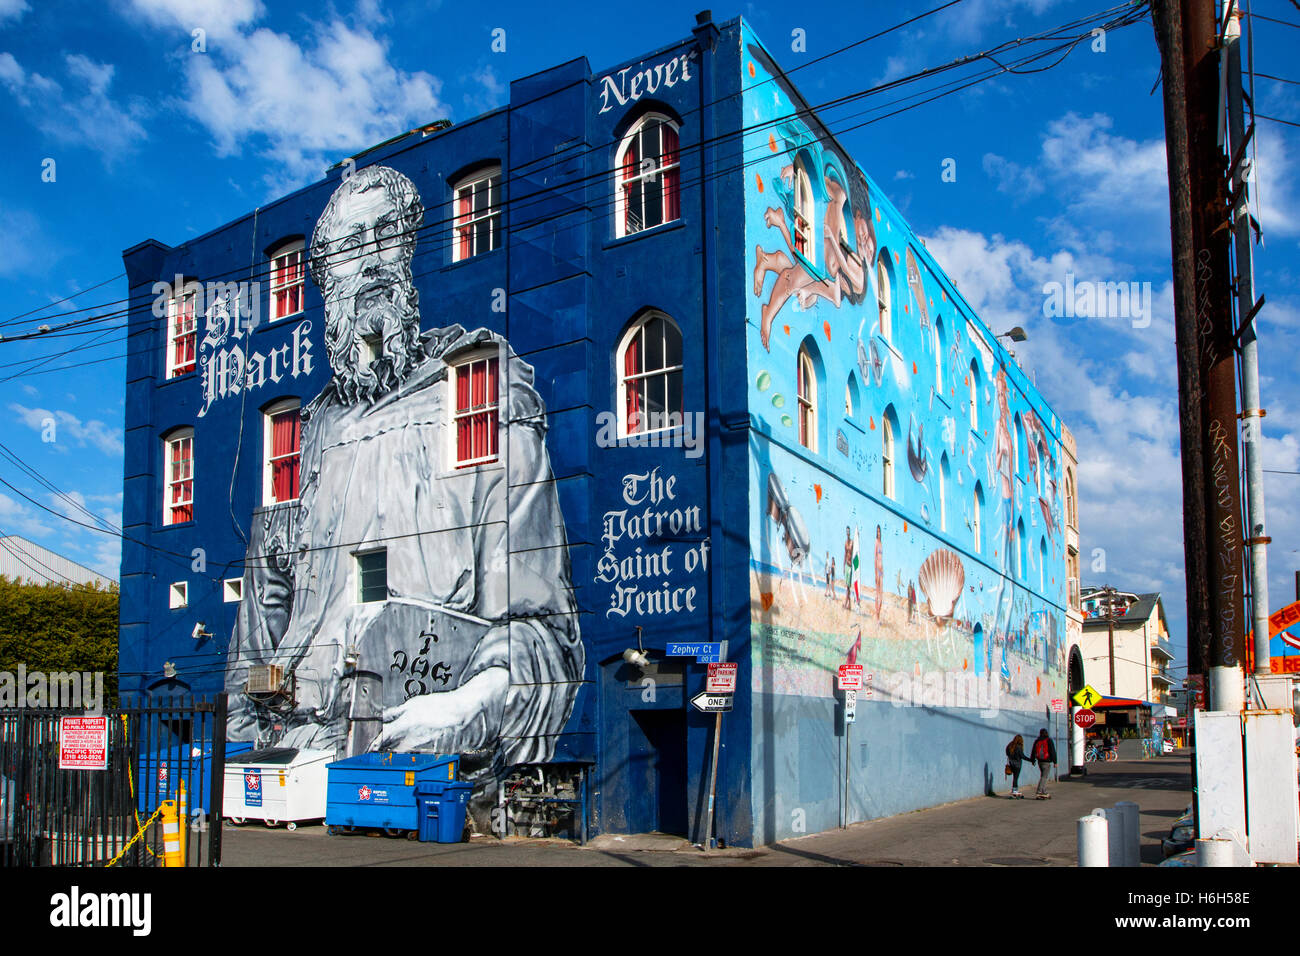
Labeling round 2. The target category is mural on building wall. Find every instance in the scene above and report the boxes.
[742,28,1066,713]
[223,166,585,770]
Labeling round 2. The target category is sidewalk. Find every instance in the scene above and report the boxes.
[219,753,1192,867]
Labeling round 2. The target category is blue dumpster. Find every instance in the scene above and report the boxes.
[325,753,459,832]
[415,781,474,843]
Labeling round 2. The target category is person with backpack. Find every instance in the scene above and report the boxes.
[1004,734,1027,798]
[1030,728,1057,799]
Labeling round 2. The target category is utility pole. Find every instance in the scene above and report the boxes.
[1151,0,1247,713]
[1223,2,1271,682]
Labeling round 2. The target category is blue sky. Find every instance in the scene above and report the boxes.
[1,0,1298,676]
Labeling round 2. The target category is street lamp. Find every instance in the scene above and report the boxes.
[997,326,1028,343]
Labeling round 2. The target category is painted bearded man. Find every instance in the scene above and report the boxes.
[224,165,584,775]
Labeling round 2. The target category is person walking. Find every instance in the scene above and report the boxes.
[1004,734,1027,798]
[1030,727,1057,799]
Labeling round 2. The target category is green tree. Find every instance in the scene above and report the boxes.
[0,575,119,702]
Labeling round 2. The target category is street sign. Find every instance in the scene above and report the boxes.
[58,716,108,770]
[1074,708,1097,729]
[1072,684,1104,709]
[837,664,863,690]
[844,689,858,723]
[863,673,874,699]
[667,642,725,663]
[707,662,737,694]
[1051,698,1066,713]
[691,691,734,713]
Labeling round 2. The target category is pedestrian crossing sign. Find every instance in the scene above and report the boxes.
[1072,685,1104,709]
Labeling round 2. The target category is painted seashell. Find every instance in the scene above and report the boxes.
[918,548,966,623]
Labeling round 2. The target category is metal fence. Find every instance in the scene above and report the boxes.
[0,694,227,867]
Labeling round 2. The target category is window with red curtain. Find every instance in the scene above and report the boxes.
[619,116,681,237]
[454,355,499,466]
[453,169,500,262]
[267,405,301,503]
[165,432,193,524]
[270,243,304,320]
[619,313,683,436]
[168,290,196,378]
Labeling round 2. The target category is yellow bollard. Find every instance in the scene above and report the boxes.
[160,800,183,868]
[177,779,188,864]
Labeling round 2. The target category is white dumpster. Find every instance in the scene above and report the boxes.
[223,748,331,829]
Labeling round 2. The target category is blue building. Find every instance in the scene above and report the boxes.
[119,12,1072,846]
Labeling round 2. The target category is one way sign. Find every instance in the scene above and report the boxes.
[691,692,734,713]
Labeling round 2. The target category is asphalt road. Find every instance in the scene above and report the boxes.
[217,752,1193,867]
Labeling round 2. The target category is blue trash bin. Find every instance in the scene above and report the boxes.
[414,781,473,843]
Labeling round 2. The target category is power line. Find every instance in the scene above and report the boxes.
[0,2,1150,386]
[1253,70,1300,85]
[1256,112,1300,128]
[0,0,1142,347]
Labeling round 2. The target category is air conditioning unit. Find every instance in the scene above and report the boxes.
[245,665,284,694]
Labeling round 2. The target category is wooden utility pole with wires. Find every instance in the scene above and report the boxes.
[1151,0,1247,712]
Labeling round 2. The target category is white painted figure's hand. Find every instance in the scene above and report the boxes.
[374,667,508,753]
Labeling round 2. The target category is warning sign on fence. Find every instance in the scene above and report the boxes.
[58,715,108,770]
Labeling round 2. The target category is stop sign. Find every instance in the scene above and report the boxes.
[1074,708,1097,729]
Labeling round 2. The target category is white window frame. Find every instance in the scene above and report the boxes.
[883,414,896,500]
[163,428,194,526]
[973,485,983,554]
[793,162,814,264]
[969,360,979,433]
[269,240,305,322]
[935,319,944,392]
[169,581,188,610]
[876,255,892,343]
[262,399,302,505]
[451,166,501,262]
[165,281,200,380]
[614,113,681,238]
[449,346,502,468]
[797,346,817,453]
[616,312,684,438]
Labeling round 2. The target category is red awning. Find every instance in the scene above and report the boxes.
[1092,696,1147,708]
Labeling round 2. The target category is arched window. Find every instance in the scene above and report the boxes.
[797,344,817,452]
[973,482,984,554]
[165,280,200,379]
[882,406,898,500]
[845,372,859,421]
[876,252,893,342]
[615,114,680,237]
[969,358,980,432]
[793,161,814,262]
[935,317,946,392]
[162,427,194,525]
[1014,413,1027,477]
[269,239,305,320]
[452,165,501,261]
[1066,468,1077,528]
[263,398,301,505]
[939,453,950,532]
[1039,536,1047,592]
[618,312,684,436]
[1016,518,1026,580]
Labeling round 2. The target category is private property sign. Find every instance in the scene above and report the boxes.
[58,715,108,770]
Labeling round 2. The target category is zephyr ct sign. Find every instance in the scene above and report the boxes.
[667,642,725,663]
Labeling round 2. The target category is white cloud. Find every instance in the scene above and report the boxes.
[177,17,446,185]
[982,152,1044,199]
[9,404,124,457]
[125,0,264,42]
[0,0,28,25]
[463,64,506,115]
[894,169,915,181]
[0,52,148,160]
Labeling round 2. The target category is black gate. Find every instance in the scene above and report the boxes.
[0,694,227,867]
